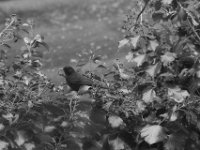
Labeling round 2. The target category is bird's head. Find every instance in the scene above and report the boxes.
[63,66,76,76]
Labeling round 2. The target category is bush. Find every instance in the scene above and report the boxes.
[1,0,200,149]
[114,0,200,149]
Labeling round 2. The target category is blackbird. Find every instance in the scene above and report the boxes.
[63,66,93,91]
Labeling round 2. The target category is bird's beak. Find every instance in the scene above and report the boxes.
[58,68,66,77]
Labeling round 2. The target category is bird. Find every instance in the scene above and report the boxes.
[63,66,109,92]
[63,66,93,91]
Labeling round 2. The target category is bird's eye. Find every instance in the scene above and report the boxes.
[63,66,75,75]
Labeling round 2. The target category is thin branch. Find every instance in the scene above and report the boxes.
[0,17,16,45]
[187,19,200,42]
[135,0,150,24]
[177,2,200,42]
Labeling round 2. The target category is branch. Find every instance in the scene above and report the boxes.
[0,16,16,45]
[135,0,150,24]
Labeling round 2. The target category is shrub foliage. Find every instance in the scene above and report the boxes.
[0,0,200,150]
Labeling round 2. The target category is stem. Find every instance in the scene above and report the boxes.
[187,19,200,42]
[177,2,200,42]
[135,0,149,24]
[0,17,16,45]
[139,1,143,25]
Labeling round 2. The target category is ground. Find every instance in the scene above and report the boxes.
[0,0,133,83]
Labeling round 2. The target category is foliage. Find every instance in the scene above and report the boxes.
[114,0,200,149]
[0,14,132,150]
[1,0,200,149]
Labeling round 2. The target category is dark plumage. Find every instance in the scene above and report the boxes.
[63,66,93,91]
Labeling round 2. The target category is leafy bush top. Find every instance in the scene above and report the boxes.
[0,0,200,149]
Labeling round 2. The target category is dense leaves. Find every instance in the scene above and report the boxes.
[118,0,200,149]
[1,0,200,149]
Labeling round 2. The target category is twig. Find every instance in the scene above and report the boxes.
[139,1,143,25]
[187,19,200,42]
[135,0,150,24]
[0,16,16,45]
[177,2,200,42]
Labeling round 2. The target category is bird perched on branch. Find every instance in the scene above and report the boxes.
[63,66,108,92]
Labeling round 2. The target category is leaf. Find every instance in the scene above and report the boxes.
[92,55,103,63]
[37,133,54,144]
[187,11,199,26]
[61,121,70,127]
[149,40,159,51]
[169,35,179,45]
[28,101,34,108]
[24,37,31,44]
[152,12,164,22]
[43,103,65,116]
[108,115,125,128]
[32,60,43,67]
[65,139,81,150]
[32,51,43,58]
[22,52,31,59]
[190,17,199,26]
[2,113,13,124]
[2,113,19,125]
[22,23,29,27]
[65,91,79,99]
[168,87,190,103]
[0,62,5,68]
[12,114,19,124]
[119,70,131,80]
[164,132,187,150]
[103,101,113,111]
[160,72,175,77]
[70,58,78,63]
[109,137,125,150]
[142,89,157,103]
[14,70,22,78]
[185,111,198,126]
[174,40,186,54]
[118,38,129,48]
[90,107,107,125]
[146,63,161,77]
[2,44,11,49]
[141,125,167,145]
[133,54,146,67]
[0,140,9,150]
[170,105,178,121]
[162,0,173,5]
[135,101,146,114]
[82,139,101,150]
[0,124,5,131]
[24,143,35,150]
[116,64,131,80]
[125,52,134,62]
[154,0,162,11]
[78,94,95,104]
[130,35,140,48]
[161,52,176,66]
[39,42,50,51]
[34,34,44,42]
[23,76,32,85]
[44,125,56,133]
[119,88,131,94]
[197,120,200,131]
[35,71,47,78]
[15,131,26,146]
[78,85,92,94]
[178,8,187,21]
[0,78,4,86]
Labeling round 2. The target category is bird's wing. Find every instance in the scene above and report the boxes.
[79,74,93,86]
[68,73,93,86]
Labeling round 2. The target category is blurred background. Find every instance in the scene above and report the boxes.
[0,0,133,82]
